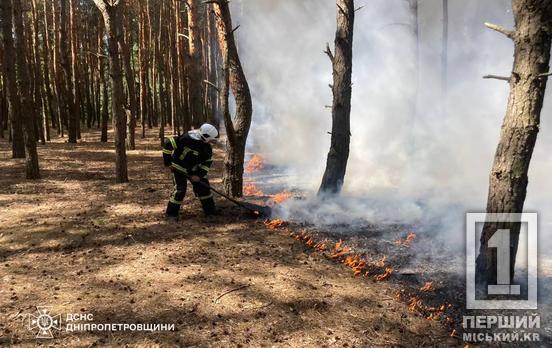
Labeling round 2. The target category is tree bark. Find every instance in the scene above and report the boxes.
[30,0,47,144]
[1,0,25,158]
[212,0,253,197]
[69,0,82,140]
[60,0,77,143]
[319,0,355,195]
[121,18,136,150]
[93,0,129,183]
[476,0,552,286]
[206,5,220,129]
[187,0,205,127]
[12,0,40,179]
[100,55,109,143]
[41,0,55,140]
[138,1,148,138]
[52,0,65,137]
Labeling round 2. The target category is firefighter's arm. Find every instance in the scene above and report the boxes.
[171,137,185,164]
[162,137,177,167]
[195,148,213,178]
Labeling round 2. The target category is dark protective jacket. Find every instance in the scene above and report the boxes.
[163,134,213,178]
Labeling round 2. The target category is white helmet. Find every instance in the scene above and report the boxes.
[189,123,218,143]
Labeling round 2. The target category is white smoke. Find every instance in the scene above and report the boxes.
[230,0,552,248]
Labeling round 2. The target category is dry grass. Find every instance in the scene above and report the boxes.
[0,129,453,347]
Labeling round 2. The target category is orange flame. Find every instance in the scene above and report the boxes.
[374,255,387,268]
[245,154,265,174]
[243,183,264,196]
[271,191,292,204]
[420,281,434,292]
[408,296,421,312]
[331,240,351,259]
[394,232,417,247]
[264,218,286,229]
[314,241,327,252]
[374,267,394,281]
[343,255,367,276]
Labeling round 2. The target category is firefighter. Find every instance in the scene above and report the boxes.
[163,123,219,221]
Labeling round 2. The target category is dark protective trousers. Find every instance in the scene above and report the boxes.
[166,171,216,217]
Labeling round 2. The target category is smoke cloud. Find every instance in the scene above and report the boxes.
[230,0,552,249]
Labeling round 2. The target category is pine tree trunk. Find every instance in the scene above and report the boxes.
[52,0,65,137]
[206,5,220,128]
[138,1,148,138]
[187,0,205,127]
[1,0,25,158]
[122,22,136,150]
[100,55,109,143]
[212,0,253,197]
[30,0,46,145]
[69,0,82,140]
[41,0,54,141]
[60,0,77,143]
[93,0,128,183]
[319,0,355,195]
[177,0,191,132]
[12,0,40,179]
[168,3,180,135]
[476,0,552,286]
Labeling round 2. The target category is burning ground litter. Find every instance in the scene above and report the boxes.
[245,153,466,341]
[261,218,463,338]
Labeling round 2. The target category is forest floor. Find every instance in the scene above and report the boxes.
[0,129,455,347]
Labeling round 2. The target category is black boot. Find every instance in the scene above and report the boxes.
[201,198,217,215]
[165,202,180,221]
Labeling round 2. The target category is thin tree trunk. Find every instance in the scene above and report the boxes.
[60,0,77,142]
[212,0,253,197]
[52,0,65,137]
[1,0,25,158]
[177,0,190,131]
[138,1,147,138]
[319,0,355,195]
[41,0,55,141]
[30,0,46,144]
[69,0,82,140]
[100,54,109,143]
[187,0,204,127]
[121,19,136,150]
[168,3,179,135]
[476,0,552,286]
[206,5,220,129]
[93,0,128,183]
[12,0,40,179]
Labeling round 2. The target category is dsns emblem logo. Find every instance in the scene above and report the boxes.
[28,306,62,338]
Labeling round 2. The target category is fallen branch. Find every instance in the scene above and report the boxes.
[483,74,511,82]
[213,284,250,303]
[484,22,514,39]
